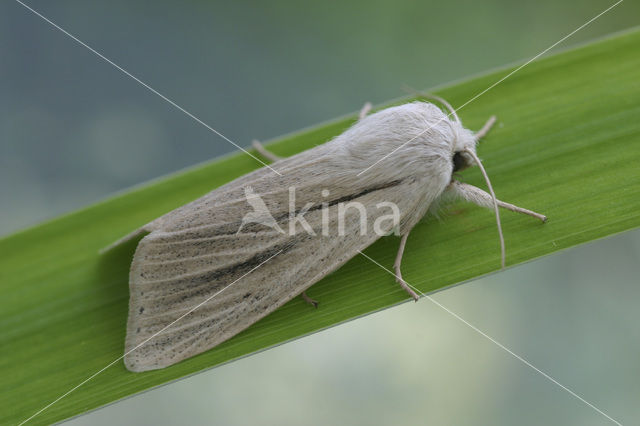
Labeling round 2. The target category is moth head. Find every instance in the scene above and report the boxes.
[422,95,477,173]
[424,95,507,269]
[451,128,477,173]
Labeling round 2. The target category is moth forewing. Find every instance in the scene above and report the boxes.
[123,177,435,372]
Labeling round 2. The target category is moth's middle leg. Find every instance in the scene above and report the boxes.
[394,231,420,302]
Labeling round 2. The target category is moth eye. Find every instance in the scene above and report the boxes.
[452,152,466,172]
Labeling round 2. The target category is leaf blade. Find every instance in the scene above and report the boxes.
[2,28,640,425]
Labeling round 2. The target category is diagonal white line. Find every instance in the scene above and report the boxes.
[456,0,623,112]
[357,250,623,426]
[14,0,283,177]
[357,0,623,177]
[18,249,283,426]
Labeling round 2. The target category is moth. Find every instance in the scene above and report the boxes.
[109,98,546,372]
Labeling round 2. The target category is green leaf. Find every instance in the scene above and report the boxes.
[3,28,640,425]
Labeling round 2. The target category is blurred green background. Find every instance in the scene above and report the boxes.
[2,0,639,424]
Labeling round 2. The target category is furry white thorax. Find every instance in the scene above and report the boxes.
[335,101,476,181]
[320,101,479,234]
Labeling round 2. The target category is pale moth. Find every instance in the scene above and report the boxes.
[109,98,546,372]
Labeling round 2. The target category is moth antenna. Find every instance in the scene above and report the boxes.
[464,148,505,269]
[422,94,460,124]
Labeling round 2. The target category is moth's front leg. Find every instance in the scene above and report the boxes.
[448,181,547,222]
[393,231,420,302]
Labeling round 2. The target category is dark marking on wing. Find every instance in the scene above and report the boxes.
[197,179,405,237]
[276,178,404,218]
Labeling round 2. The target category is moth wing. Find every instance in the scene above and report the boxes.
[101,153,293,253]
[123,172,430,372]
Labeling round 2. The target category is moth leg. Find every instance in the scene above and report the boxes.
[301,291,319,308]
[394,232,420,302]
[448,181,547,222]
[254,102,370,162]
[359,102,372,120]
[474,115,497,141]
[252,139,283,162]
